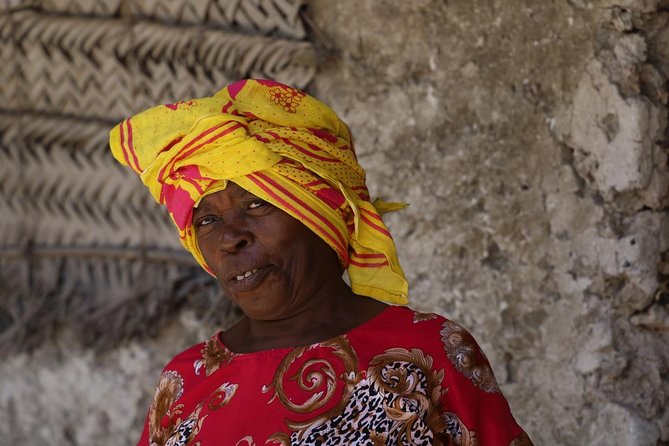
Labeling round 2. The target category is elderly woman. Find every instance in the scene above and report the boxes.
[109,79,532,446]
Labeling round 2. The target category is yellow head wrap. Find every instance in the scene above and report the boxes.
[109,79,408,304]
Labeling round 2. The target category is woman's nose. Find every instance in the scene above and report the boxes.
[218,220,253,253]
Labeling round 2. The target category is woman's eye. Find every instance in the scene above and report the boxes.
[248,200,266,210]
[196,216,215,227]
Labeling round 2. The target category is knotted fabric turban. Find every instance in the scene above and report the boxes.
[109,79,408,304]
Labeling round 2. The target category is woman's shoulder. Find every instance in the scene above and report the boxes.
[370,304,468,337]
[356,305,501,392]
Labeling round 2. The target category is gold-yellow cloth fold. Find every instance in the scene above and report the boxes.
[109,79,408,304]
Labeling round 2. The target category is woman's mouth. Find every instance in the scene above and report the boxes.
[228,266,272,292]
[234,269,258,281]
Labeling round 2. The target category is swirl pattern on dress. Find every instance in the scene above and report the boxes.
[440,320,500,393]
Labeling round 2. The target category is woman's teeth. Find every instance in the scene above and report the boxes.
[235,269,258,281]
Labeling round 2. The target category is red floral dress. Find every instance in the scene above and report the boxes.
[137,306,532,446]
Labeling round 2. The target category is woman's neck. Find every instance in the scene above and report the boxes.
[222,285,387,353]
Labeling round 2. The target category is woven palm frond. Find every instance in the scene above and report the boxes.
[128,0,306,39]
[0,253,231,353]
[132,23,314,109]
[2,110,109,152]
[0,0,34,12]
[28,0,307,39]
[128,19,314,89]
[0,112,178,248]
[35,0,123,16]
[8,10,314,121]
[0,16,20,109]
[129,0,210,25]
[0,0,316,352]
[9,12,135,120]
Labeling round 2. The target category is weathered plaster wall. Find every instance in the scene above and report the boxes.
[306,1,669,442]
[1,1,667,445]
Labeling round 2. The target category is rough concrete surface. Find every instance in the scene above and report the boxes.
[306,1,669,442]
[1,0,668,445]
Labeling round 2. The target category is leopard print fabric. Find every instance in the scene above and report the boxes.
[290,361,436,445]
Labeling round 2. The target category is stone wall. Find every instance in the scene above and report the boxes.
[305,1,669,444]
[0,1,667,445]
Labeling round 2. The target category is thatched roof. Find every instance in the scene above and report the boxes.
[0,0,316,352]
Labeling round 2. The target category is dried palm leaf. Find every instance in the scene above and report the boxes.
[0,0,315,352]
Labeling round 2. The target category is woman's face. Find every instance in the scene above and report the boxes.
[193,182,342,321]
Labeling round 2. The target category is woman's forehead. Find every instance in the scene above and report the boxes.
[222,181,252,198]
[197,182,257,207]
